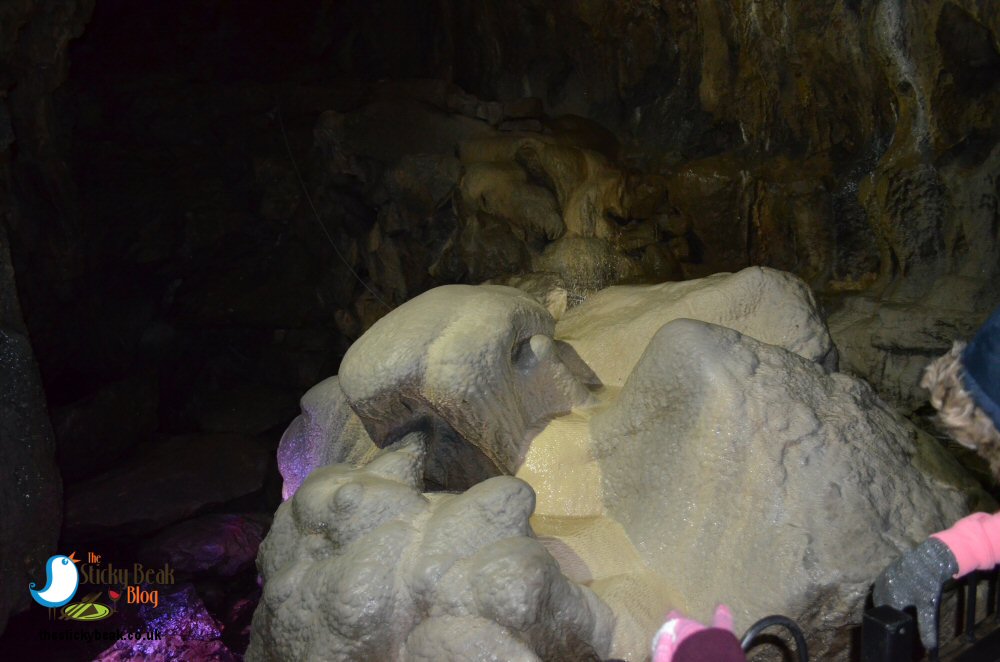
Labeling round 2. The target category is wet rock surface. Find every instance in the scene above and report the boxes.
[138,513,272,578]
[63,434,271,541]
[0,0,93,637]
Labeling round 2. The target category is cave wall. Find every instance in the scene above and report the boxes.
[6,0,995,441]
[332,0,1000,408]
[443,0,999,295]
[0,0,94,635]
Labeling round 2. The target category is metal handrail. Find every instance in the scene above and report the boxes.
[862,567,1000,661]
[741,614,810,662]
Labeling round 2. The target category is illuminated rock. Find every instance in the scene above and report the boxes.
[338,284,593,477]
[247,437,613,661]
[265,269,986,659]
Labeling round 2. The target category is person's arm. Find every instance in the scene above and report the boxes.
[931,511,1000,577]
[874,511,1000,651]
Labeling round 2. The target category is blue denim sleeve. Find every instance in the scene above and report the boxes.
[962,305,1000,430]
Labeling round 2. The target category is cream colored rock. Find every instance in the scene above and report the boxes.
[458,161,564,242]
[588,318,977,657]
[556,266,838,387]
[276,375,378,500]
[338,284,593,475]
[249,438,614,662]
[271,276,986,661]
[485,272,571,321]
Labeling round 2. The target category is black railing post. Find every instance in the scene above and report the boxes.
[987,572,997,619]
[966,571,980,643]
[862,605,915,662]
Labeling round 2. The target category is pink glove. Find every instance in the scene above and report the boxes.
[652,604,746,662]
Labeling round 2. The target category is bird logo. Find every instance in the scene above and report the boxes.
[28,552,81,608]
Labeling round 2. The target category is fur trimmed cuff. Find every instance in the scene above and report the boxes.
[922,342,1000,474]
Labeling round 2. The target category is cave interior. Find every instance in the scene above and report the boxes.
[0,0,998,660]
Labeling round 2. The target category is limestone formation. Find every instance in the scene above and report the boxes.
[337,284,593,476]
[556,266,838,387]
[440,132,679,296]
[590,318,977,658]
[267,271,987,660]
[276,376,378,500]
[5,5,995,658]
[248,437,614,662]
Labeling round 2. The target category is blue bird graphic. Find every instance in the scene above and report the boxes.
[29,552,81,608]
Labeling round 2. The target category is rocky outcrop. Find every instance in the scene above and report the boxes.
[63,434,271,540]
[0,0,93,635]
[0,220,62,636]
[268,274,988,659]
[338,284,593,478]
[248,438,614,661]
[590,318,979,658]
[556,266,838,387]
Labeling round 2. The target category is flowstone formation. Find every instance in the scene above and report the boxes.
[248,436,613,661]
[260,267,988,660]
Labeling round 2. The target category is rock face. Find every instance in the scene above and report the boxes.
[264,274,987,660]
[0,0,92,636]
[63,434,271,540]
[311,86,692,335]
[248,438,614,662]
[322,0,1000,412]
[139,513,272,577]
[0,222,62,636]
[557,266,838,387]
[338,284,593,477]
[276,376,378,500]
[590,318,974,658]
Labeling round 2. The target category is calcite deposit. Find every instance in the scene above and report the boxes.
[264,269,988,660]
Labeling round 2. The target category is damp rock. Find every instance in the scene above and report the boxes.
[63,435,270,541]
[139,513,272,577]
